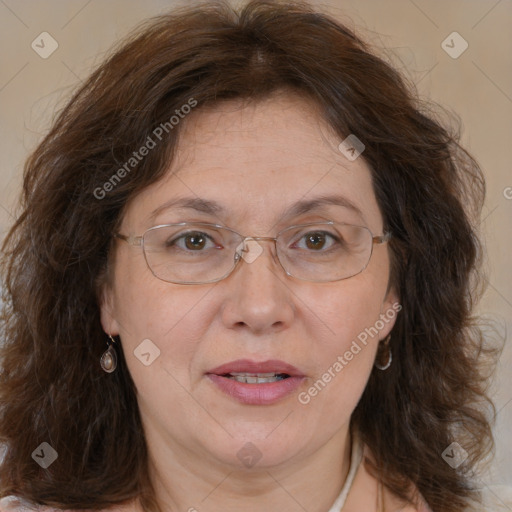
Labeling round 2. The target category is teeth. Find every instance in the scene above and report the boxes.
[226,372,289,384]
[229,372,280,377]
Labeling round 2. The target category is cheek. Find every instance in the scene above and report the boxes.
[306,271,388,346]
[297,272,388,403]
[111,255,216,377]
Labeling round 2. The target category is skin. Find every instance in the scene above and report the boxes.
[100,91,413,512]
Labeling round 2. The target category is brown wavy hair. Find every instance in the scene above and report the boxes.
[0,1,501,511]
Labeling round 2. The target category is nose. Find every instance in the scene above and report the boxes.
[219,238,295,335]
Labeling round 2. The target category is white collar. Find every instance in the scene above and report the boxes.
[326,432,364,512]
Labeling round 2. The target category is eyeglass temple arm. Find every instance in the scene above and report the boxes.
[373,232,392,244]
[113,232,143,246]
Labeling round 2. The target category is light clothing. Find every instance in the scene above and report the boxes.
[326,430,364,511]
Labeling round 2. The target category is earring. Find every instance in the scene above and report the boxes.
[375,334,392,371]
[100,334,118,373]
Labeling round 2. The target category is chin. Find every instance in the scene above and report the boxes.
[205,430,308,470]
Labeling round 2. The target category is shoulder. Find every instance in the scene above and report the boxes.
[478,485,512,511]
[381,485,431,512]
[0,496,82,512]
[0,496,139,512]
[342,437,431,512]
[354,440,432,512]
[0,496,35,512]
[382,483,512,512]
[0,496,40,512]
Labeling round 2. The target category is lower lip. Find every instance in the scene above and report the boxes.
[207,374,305,405]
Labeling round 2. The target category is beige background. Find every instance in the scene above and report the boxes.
[0,0,510,490]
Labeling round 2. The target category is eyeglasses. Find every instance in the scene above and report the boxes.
[114,221,391,285]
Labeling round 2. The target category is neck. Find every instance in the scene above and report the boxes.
[140,426,353,512]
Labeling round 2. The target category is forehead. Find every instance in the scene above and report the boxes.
[123,93,384,233]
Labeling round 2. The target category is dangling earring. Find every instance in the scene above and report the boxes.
[375,334,392,371]
[100,334,118,373]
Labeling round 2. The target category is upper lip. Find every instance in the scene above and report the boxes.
[207,359,304,377]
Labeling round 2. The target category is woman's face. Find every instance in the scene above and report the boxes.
[100,93,398,471]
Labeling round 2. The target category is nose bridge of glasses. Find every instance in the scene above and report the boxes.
[236,235,279,260]
[231,234,287,278]
[246,236,277,243]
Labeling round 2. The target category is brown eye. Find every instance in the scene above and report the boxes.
[184,233,207,250]
[294,231,338,251]
[305,233,327,250]
[166,231,216,251]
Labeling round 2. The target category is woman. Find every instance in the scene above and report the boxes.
[0,1,508,511]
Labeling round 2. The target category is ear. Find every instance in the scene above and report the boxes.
[378,286,401,339]
[99,282,121,337]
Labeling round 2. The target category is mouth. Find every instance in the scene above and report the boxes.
[222,372,291,384]
[206,359,305,405]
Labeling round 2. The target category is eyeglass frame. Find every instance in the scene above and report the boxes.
[113,221,392,285]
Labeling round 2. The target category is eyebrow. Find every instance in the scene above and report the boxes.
[148,194,365,224]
